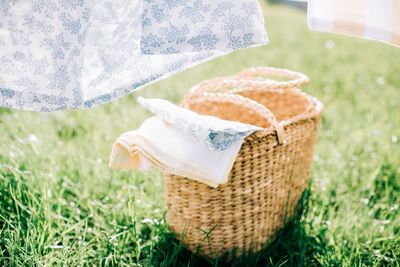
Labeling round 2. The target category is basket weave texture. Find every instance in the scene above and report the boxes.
[164,67,323,258]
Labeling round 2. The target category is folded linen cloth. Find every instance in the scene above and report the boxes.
[109,97,262,187]
[137,97,262,151]
[308,0,400,47]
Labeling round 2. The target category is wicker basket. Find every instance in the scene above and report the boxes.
[164,67,323,258]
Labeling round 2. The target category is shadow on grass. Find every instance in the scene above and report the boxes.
[150,187,327,267]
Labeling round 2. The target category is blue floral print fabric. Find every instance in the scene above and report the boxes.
[137,97,262,151]
[0,0,268,112]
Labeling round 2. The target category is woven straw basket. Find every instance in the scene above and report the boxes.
[164,67,323,258]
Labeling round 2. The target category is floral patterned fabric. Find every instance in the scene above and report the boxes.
[137,97,262,151]
[0,0,267,112]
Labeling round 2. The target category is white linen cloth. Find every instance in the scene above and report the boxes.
[137,97,262,151]
[0,0,268,112]
[109,97,262,187]
[308,0,400,47]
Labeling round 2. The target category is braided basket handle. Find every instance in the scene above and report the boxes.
[236,66,309,89]
[186,67,309,97]
[184,92,286,145]
[183,67,310,145]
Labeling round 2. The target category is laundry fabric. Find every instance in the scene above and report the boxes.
[137,97,262,151]
[0,0,267,112]
[109,97,262,187]
[308,0,400,47]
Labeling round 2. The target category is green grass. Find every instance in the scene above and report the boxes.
[1,2,400,266]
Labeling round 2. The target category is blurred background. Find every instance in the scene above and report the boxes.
[0,1,399,266]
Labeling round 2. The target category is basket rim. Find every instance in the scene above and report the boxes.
[188,87,323,140]
[252,91,322,139]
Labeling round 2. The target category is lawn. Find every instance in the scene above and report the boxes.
[1,2,399,266]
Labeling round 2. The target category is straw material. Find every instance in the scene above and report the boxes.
[164,67,323,258]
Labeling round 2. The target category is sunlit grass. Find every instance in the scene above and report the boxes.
[1,2,399,266]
